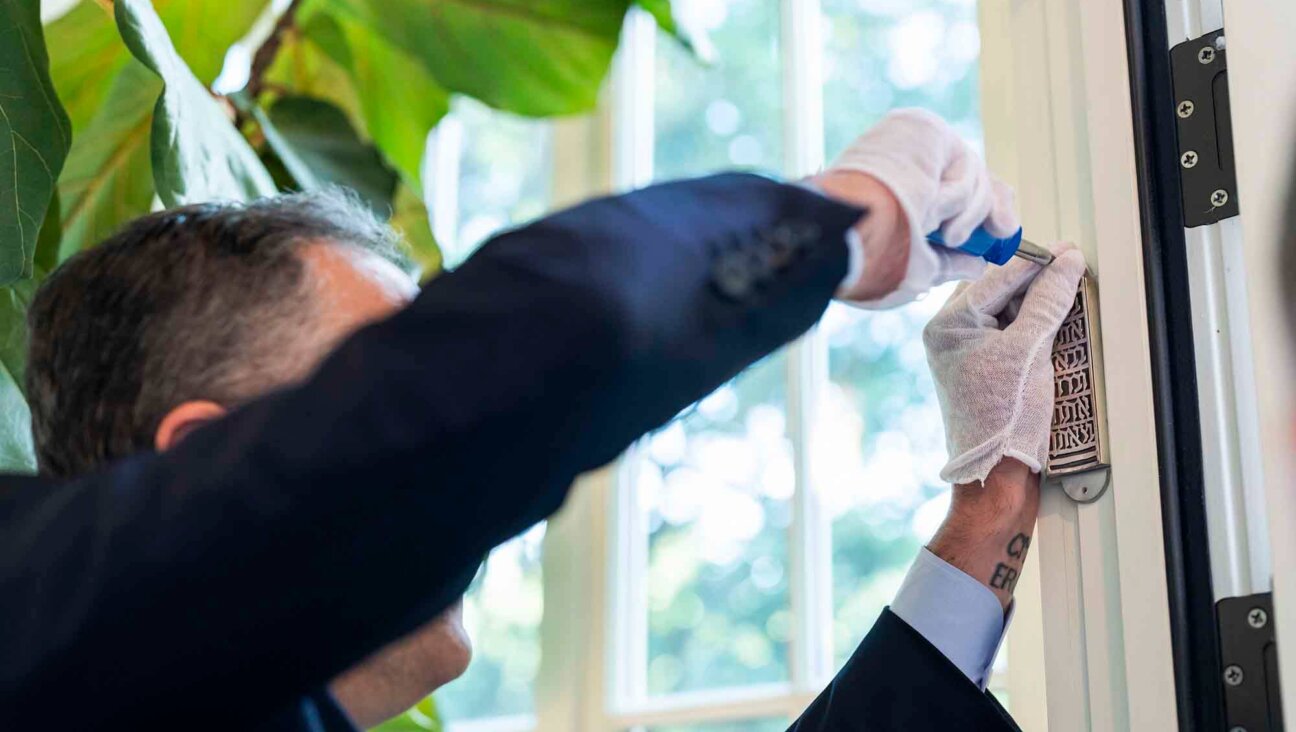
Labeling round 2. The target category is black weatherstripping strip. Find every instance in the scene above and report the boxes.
[1122,0,1225,730]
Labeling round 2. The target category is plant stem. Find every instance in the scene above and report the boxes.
[245,0,305,100]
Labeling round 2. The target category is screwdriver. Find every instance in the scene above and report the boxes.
[926,226,1055,266]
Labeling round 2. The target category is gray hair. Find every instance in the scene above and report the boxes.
[27,188,412,479]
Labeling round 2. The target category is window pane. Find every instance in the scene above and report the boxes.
[444,98,553,268]
[642,355,793,695]
[654,0,782,180]
[821,0,982,160]
[821,296,953,665]
[437,524,546,720]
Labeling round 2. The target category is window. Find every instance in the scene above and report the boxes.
[424,2,1024,730]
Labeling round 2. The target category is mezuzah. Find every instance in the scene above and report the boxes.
[1048,274,1110,476]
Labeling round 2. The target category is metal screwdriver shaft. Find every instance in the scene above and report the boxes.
[1012,239,1056,266]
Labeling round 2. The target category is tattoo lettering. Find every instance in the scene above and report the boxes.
[990,563,1019,593]
[1007,533,1031,560]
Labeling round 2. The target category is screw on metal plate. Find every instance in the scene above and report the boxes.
[1177,100,1195,118]
[1247,607,1268,629]
[1059,471,1110,503]
[1212,189,1230,207]
[1199,46,1216,63]
[1224,665,1245,687]
[1229,727,1247,732]
[1181,151,1199,168]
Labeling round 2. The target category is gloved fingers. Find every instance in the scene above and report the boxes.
[936,152,996,247]
[983,178,1020,239]
[1007,245,1088,335]
[956,254,1043,319]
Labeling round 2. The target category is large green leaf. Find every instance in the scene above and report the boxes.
[47,0,269,132]
[44,1,125,132]
[115,0,277,206]
[0,360,35,473]
[56,60,158,260]
[268,8,448,194]
[265,13,363,114]
[261,95,398,213]
[333,15,448,193]
[0,273,43,474]
[0,0,72,285]
[321,0,632,116]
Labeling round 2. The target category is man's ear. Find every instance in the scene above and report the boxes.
[155,400,228,452]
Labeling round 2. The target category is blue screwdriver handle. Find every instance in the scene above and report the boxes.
[927,226,1024,266]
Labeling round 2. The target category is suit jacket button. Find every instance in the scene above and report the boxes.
[713,253,753,299]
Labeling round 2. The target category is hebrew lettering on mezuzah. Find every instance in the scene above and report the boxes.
[1048,275,1110,475]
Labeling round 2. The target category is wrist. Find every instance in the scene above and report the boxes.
[807,170,909,301]
[928,459,1040,608]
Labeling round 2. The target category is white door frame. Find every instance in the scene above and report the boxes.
[979,0,1180,729]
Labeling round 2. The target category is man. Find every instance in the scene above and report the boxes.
[0,111,1039,729]
[24,190,473,728]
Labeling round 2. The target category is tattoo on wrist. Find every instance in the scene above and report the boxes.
[1007,532,1031,559]
[990,563,1019,592]
[989,533,1032,594]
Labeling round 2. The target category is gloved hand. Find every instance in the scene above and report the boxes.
[924,242,1087,486]
[830,109,1019,309]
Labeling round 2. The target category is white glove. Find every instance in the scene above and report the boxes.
[830,109,1019,309]
[923,242,1087,485]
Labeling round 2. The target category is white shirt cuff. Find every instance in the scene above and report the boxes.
[791,179,865,295]
[890,547,1011,690]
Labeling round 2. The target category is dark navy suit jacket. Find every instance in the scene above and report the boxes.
[0,174,1015,730]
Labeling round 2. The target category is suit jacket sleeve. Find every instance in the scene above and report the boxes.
[788,608,1019,732]
[0,173,863,728]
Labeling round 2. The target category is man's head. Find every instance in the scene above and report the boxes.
[27,189,470,727]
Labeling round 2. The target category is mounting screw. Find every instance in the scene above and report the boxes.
[1248,607,1269,629]
[1181,151,1199,168]
[1211,189,1230,207]
[1177,100,1195,118]
[1199,46,1216,64]
[1224,664,1245,686]
[1230,727,1248,732]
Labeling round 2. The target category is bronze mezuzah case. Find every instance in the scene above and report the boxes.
[1048,274,1110,476]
